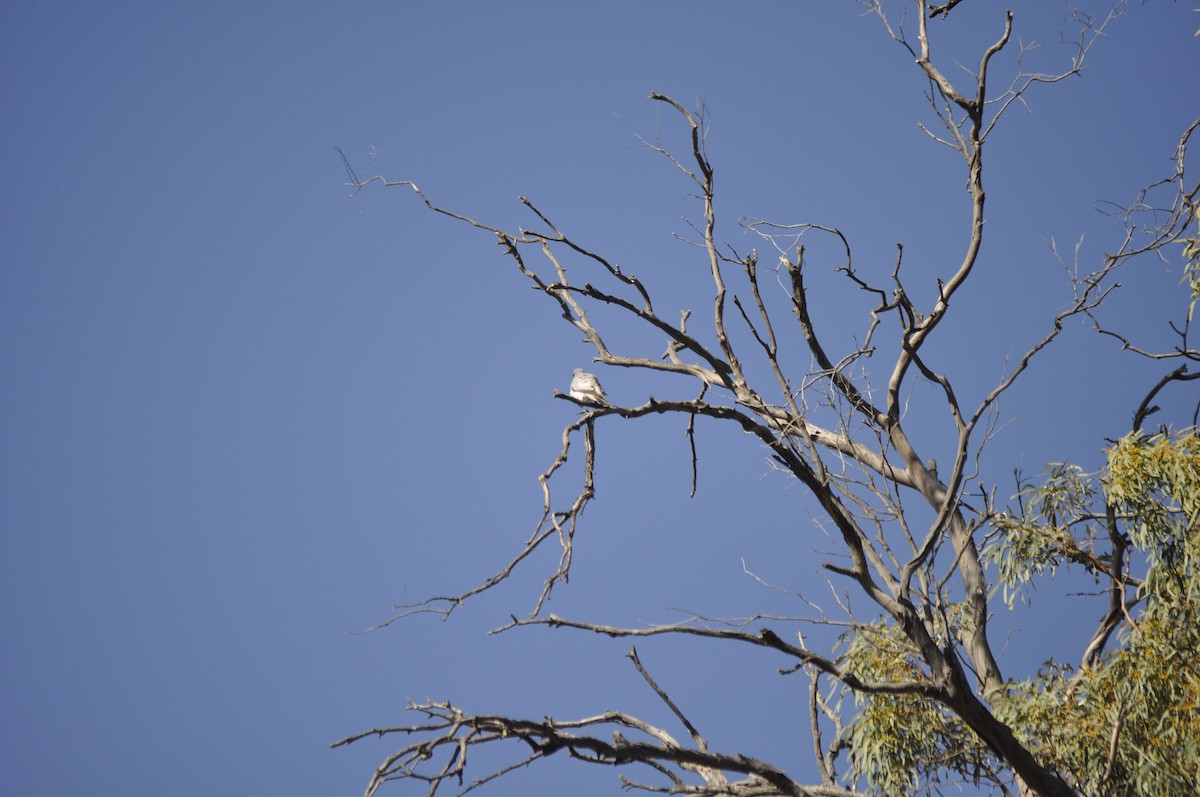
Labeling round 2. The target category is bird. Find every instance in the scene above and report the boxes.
[569,368,607,405]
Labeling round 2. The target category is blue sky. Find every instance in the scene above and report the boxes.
[2,3,1197,795]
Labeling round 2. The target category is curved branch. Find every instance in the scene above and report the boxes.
[511,614,945,699]
[334,700,859,797]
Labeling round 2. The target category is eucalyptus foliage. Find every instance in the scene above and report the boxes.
[844,430,1200,795]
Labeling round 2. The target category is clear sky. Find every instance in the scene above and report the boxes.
[2,3,1197,796]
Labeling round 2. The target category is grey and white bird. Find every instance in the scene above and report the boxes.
[569,368,607,405]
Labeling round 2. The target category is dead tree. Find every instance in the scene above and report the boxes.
[333,2,1199,795]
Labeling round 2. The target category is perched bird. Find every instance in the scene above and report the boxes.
[570,368,607,405]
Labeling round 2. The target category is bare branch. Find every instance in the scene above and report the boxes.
[333,701,860,797]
